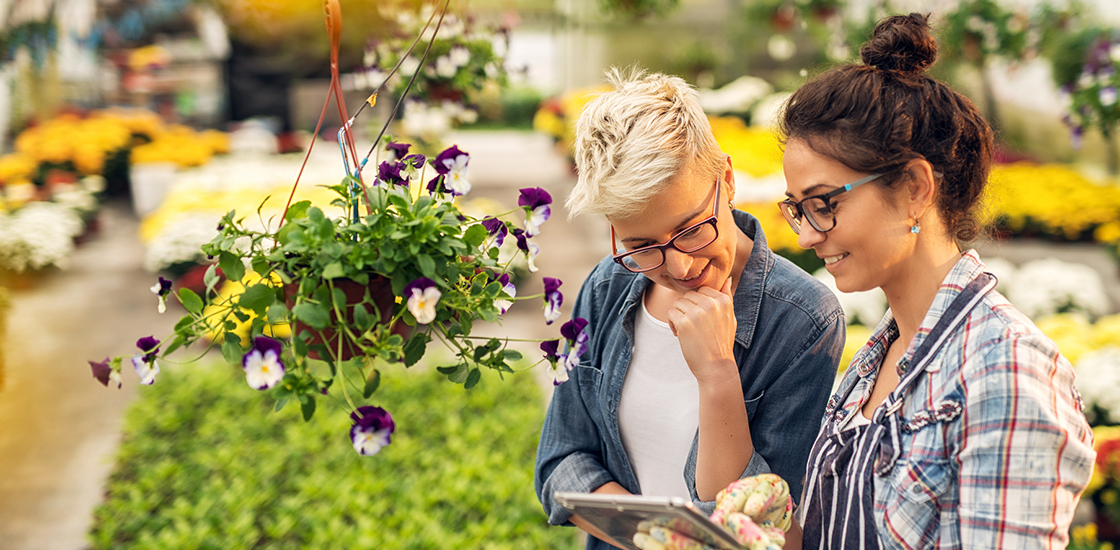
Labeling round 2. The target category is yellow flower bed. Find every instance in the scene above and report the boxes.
[1034,312,1120,364]
[986,163,1120,240]
[4,109,229,180]
[140,183,339,244]
[710,116,784,179]
[532,86,610,151]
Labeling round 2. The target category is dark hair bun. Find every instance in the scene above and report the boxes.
[859,13,937,75]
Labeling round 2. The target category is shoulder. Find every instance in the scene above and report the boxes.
[953,290,1068,378]
[758,252,844,332]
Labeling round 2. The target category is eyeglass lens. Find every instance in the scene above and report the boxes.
[618,222,718,271]
[781,197,834,235]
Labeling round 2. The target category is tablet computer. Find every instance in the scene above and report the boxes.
[554,492,742,550]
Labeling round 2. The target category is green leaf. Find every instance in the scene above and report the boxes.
[502,349,523,361]
[322,262,346,280]
[363,369,381,398]
[292,303,330,329]
[266,303,289,324]
[300,395,316,421]
[436,365,461,375]
[447,363,469,384]
[274,397,289,412]
[178,288,204,315]
[221,340,243,365]
[203,264,220,291]
[417,254,436,278]
[464,368,481,390]
[218,251,245,283]
[402,333,431,367]
[285,200,311,221]
[463,224,488,248]
[238,283,276,315]
[250,256,271,277]
[163,335,184,355]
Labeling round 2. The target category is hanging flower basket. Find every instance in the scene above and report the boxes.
[88,0,589,457]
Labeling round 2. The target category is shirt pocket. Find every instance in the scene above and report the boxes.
[576,365,604,419]
[744,391,765,419]
[882,457,951,550]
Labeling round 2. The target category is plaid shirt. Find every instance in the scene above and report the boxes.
[816,250,1095,549]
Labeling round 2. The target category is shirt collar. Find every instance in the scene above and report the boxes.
[849,250,986,377]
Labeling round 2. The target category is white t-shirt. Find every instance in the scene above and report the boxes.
[618,299,700,499]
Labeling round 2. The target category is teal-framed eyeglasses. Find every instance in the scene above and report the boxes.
[778,173,883,234]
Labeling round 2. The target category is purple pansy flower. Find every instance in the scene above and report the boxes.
[401,153,426,181]
[350,405,396,456]
[404,277,441,324]
[150,276,172,313]
[539,339,567,385]
[481,217,508,247]
[385,141,410,161]
[560,317,591,372]
[494,272,516,314]
[518,187,553,237]
[431,145,470,196]
[242,336,285,390]
[512,228,541,272]
[378,160,407,187]
[89,357,120,389]
[132,336,160,385]
[543,277,563,324]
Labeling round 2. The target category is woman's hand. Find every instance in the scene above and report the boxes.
[633,474,793,550]
[667,278,738,383]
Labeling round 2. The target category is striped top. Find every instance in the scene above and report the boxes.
[808,250,1095,549]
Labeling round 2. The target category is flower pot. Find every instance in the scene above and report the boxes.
[284,276,405,361]
[129,162,177,217]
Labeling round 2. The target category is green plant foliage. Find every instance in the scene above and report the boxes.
[87,361,581,550]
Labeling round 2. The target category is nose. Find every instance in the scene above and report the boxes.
[661,247,694,279]
[797,222,826,250]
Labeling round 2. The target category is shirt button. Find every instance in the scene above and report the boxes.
[911,485,923,494]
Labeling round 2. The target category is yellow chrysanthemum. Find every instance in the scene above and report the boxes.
[710,116,784,178]
[1036,312,1096,364]
[987,163,1120,239]
[0,153,37,184]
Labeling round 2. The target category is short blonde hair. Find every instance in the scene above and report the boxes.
[567,68,724,220]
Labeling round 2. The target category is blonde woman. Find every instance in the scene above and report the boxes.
[534,69,845,549]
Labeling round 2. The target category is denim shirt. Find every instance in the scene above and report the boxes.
[813,250,1094,549]
[534,210,845,549]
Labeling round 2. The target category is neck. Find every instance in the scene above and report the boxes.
[881,238,962,345]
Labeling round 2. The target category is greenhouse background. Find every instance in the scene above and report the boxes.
[3,0,1120,548]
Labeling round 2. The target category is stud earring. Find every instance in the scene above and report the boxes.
[728,200,735,211]
[910,220,921,234]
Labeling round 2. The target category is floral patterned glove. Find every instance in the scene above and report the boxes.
[632,474,793,550]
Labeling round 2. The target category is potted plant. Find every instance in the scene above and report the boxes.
[88,0,589,457]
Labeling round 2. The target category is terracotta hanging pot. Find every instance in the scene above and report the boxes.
[284,275,406,361]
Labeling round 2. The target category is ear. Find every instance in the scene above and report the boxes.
[903,159,937,217]
[722,154,736,200]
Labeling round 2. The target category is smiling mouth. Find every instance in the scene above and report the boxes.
[823,253,848,265]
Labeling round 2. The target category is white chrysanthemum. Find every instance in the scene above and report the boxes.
[812,268,888,327]
[1074,347,1120,423]
[1007,258,1110,320]
[143,214,222,272]
[0,202,82,272]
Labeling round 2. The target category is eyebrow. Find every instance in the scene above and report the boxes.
[620,203,710,245]
[784,183,836,199]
